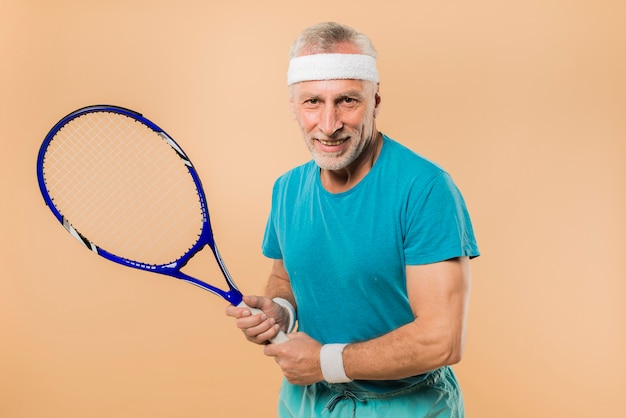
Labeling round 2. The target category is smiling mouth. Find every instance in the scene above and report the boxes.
[319,138,347,146]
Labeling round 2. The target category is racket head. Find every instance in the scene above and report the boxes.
[36,105,242,305]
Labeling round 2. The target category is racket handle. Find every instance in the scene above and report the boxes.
[236,301,290,344]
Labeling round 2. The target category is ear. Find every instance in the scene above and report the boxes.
[373,85,382,118]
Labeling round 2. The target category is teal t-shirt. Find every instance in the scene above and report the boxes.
[262,135,479,392]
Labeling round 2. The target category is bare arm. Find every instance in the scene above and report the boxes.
[264,259,296,309]
[343,257,472,380]
[263,256,472,384]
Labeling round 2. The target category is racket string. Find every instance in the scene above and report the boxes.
[43,112,204,265]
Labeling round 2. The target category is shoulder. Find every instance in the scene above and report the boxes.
[379,135,447,188]
[382,135,442,169]
[271,159,317,197]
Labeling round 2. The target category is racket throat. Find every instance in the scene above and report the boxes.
[172,244,243,306]
[170,269,243,306]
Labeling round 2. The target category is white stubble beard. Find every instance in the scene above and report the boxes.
[306,135,364,171]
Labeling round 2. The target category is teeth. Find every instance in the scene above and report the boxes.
[320,139,345,146]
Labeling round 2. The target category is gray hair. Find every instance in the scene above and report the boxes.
[288,22,377,59]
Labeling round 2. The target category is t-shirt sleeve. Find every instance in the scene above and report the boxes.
[403,171,479,265]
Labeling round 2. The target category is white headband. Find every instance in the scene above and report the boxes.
[287,53,379,85]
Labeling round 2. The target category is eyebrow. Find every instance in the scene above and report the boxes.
[296,89,367,101]
[337,89,366,99]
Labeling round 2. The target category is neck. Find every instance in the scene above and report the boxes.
[321,131,382,193]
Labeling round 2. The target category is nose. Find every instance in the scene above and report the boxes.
[318,105,343,137]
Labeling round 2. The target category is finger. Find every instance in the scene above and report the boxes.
[242,294,267,310]
[256,328,281,345]
[225,304,251,318]
[242,315,275,336]
[235,310,267,330]
[246,320,281,343]
[262,326,285,354]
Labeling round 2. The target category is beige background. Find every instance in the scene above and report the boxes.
[1,0,625,417]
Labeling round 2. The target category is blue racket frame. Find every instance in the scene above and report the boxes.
[36,105,244,306]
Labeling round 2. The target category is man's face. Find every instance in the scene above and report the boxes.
[289,78,381,171]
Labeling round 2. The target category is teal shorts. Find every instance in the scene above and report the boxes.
[277,366,464,418]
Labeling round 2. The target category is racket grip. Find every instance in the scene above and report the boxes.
[236,301,290,344]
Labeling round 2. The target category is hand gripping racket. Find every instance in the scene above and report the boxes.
[36,105,288,344]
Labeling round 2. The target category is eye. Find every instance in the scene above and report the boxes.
[339,96,359,106]
[305,98,319,105]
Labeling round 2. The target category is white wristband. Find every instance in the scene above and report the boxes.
[320,343,352,383]
[272,297,296,333]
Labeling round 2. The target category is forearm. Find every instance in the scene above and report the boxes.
[264,259,296,308]
[264,275,295,305]
[342,320,465,381]
[341,258,471,381]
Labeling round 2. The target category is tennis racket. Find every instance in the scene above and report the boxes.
[36,104,288,344]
